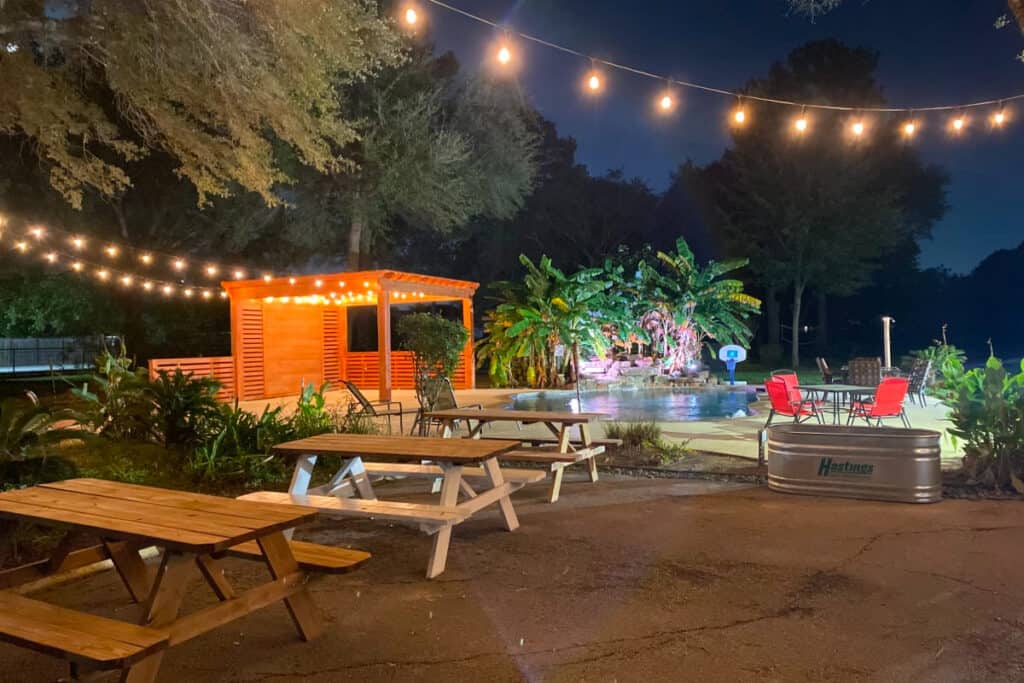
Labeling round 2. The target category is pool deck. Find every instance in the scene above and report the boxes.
[239,385,963,467]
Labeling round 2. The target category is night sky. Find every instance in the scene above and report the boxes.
[428,0,1023,274]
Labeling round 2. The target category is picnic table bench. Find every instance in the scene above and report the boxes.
[0,479,368,682]
[240,434,527,578]
[427,408,610,503]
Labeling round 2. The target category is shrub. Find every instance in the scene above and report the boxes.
[0,395,82,488]
[71,348,156,441]
[604,420,691,465]
[150,369,222,447]
[911,341,967,386]
[292,381,334,439]
[397,313,468,410]
[939,356,1024,491]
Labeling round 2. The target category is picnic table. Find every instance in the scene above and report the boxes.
[426,408,613,503]
[241,434,530,578]
[800,384,877,425]
[0,478,367,682]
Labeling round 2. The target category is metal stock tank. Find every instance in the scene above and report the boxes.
[766,424,942,503]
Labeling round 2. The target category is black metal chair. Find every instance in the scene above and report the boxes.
[411,377,481,436]
[343,380,404,434]
[906,359,932,406]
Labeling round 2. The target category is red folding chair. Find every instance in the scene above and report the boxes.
[763,377,823,428]
[848,377,911,427]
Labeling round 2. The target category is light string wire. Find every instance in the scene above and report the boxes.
[424,0,1024,113]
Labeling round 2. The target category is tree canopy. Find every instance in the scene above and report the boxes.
[0,0,403,208]
[686,40,948,366]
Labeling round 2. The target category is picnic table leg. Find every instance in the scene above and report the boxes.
[426,465,464,579]
[579,423,599,483]
[284,454,318,541]
[481,458,519,531]
[122,551,196,683]
[104,540,154,603]
[548,465,566,504]
[258,531,323,641]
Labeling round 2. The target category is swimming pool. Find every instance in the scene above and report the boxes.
[509,387,758,422]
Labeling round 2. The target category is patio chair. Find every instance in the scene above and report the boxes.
[846,357,882,387]
[847,377,911,427]
[906,358,932,406]
[763,377,823,428]
[343,379,404,434]
[815,357,838,384]
[411,376,482,436]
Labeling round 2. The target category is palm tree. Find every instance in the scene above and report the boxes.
[478,255,611,387]
[637,238,761,373]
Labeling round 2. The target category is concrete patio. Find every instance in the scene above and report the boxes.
[4,478,1020,682]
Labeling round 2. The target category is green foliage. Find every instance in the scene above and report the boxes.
[939,357,1024,491]
[604,420,691,465]
[911,342,967,378]
[478,255,612,388]
[150,369,221,448]
[0,270,121,337]
[397,313,469,410]
[292,381,334,439]
[1,0,403,207]
[0,395,82,488]
[71,349,156,442]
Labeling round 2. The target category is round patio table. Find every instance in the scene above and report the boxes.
[799,384,877,425]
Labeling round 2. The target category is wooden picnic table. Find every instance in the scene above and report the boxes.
[426,408,611,503]
[242,434,528,578]
[0,478,340,682]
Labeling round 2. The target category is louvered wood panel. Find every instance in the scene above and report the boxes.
[344,351,469,391]
[322,309,341,384]
[239,306,265,399]
[148,357,236,400]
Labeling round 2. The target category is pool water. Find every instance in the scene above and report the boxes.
[509,388,758,422]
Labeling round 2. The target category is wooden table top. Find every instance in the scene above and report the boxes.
[0,479,317,554]
[273,433,523,463]
[427,408,607,424]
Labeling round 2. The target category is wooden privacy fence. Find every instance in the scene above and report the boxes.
[149,352,471,401]
[148,356,236,401]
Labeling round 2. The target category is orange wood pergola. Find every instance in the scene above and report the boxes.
[221,270,479,402]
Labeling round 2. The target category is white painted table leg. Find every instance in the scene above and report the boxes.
[426,464,463,579]
[285,455,317,540]
[482,458,519,531]
[549,465,565,504]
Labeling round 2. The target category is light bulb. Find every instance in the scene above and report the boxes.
[202,290,212,299]
[851,121,865,137]
[184,288,194,298]
[96,269,109,281]
[143,281,154,291]
[120,275,132,287]
[219,291,228,299]
[105,246,119,258]
[404,7,418,25]
[659,95,674,111]
[263,274,273,283]
[794,117,808,133]
[72,237,85,250]
[71,261,84,272]
[952,116,965,132]
[162,285,174,296]
[314,279,323,288]
[205,265,218,277]
[44,252,57,263]
[233,270,245,280]
[903,121,916,137]
[289,277,297,285]
[994,110,1006,126]
[497,45,512,65]
[173,259,186,271]
[14,241,28,252]
[587,73,601,92]
[140,253,153,265]
[733,109,746,125]
[29,226,44,239]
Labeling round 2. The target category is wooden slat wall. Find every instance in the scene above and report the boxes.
[344,352,470,391]
[148,357,236,400]
[239,305,265,400]
[322,309,341,384]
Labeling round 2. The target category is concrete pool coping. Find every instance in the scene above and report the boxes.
[239,386,964,468]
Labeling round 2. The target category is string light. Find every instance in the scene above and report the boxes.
[205,265,218,277]
[794,111,809,133]
[314,279,323,288]
[951,113,967,133]
[71,236,85,250]
[96,269,110,281]
[143,281,154,292]
[659,93,674,112]
[263,274,273,283]
[71,261,84,272]
[43,252,57,264]
[120,275,133,287]
[173,259,186,271]
[993,109,1006,126]
[14,240,28,252]
[183,288,194,298]
[902,120,917,138]
[404,6,418,25]
[29,226,44,239]
[233,269,245,280]
[105,245,119,258]
[162,285,174,296]
[851,120,866,137]
[417,0,1024,134]
[140,253,153,265]
[289,277,297,285]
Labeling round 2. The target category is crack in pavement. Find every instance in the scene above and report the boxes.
[240,606,811,680]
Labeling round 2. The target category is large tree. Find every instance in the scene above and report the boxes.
[0,0,403,208]
[686,40,948,367]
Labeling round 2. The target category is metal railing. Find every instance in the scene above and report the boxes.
[0,336,121,376]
